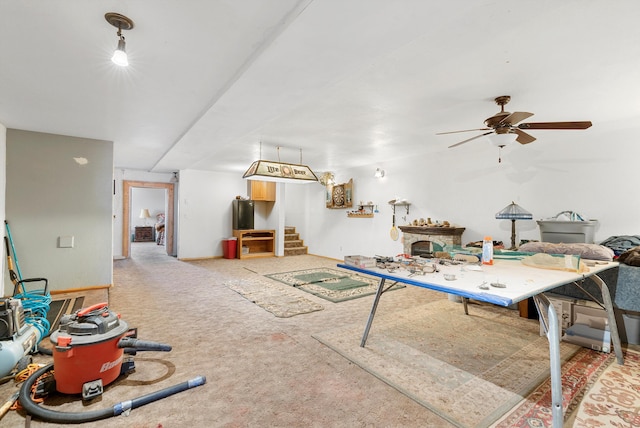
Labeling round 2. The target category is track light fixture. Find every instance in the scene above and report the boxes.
[105,13,134,67]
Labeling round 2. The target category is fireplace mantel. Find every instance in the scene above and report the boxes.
[398,226,465,236]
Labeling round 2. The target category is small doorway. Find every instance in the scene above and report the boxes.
[122,180,175,259]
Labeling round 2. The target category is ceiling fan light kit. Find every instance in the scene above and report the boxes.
[439,95,592,150]
[105,12,134,67]
[487,132,518,147]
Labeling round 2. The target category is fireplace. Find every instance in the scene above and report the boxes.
[399,226,465,256]
[411,240,433,257]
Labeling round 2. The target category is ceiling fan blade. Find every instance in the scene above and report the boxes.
[514,129,536,145]
[436,128,490,135]
[499,111,533,126]
[448,131,494,148]
[518,121,592,130]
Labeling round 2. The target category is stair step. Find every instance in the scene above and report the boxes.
[284,240,304,248]
[283,226,307,256]
[284,246,308,256]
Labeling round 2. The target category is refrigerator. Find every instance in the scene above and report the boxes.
[232,199,254,230]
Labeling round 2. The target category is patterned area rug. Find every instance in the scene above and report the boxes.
[313,299,581,428]
[265,267,404,302]
[492,348,614,427]
[572,348,640,427]
[224,279,324,318]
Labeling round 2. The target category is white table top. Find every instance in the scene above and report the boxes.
[338,259,618,307]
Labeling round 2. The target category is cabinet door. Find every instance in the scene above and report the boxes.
[250,181,276,201]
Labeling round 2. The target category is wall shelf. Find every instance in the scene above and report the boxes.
[348,204,375,218]
[389,201,411,216]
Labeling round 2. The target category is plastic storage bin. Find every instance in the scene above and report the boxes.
[623,313,640,345]
[537,220,598,243]
[222,238,237,259]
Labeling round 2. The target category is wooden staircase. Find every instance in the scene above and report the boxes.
[284,226,308,256]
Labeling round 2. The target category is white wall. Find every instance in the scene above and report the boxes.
[114,124,638,262]
[177,169,248,259]
[0,123,5,297]
[286,125,639,260]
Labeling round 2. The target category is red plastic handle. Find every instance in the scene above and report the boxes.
[77,302,108,317]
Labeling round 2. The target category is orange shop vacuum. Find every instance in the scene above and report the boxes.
[18,303,206,424]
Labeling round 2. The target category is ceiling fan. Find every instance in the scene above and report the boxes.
[438,95,592,149]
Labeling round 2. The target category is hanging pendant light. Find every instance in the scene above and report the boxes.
[243,144,318,184]
[105,13,134,67]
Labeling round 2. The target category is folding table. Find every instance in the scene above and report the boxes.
[338,258,622,428]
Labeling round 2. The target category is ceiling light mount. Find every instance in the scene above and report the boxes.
[105,13,134,67]
[105,13,135,31]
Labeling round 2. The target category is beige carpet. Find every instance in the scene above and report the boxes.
[224,278,324,317]
[313,299,581,428]
[2,248,638,427]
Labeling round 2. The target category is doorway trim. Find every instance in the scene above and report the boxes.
[122,180,175,258]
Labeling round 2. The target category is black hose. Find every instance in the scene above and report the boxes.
[117,337,172,352]
[19,363,206,424]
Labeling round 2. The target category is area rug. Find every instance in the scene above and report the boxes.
[491,348,614,427]
[313,299,581,428]
[224,279,324,318]
[265,267,404,302]
[572,348,640,427]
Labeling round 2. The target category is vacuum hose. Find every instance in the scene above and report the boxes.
[19,364,206,424]
[118,337,172,354]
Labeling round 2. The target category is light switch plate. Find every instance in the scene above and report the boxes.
[58,236,74,248]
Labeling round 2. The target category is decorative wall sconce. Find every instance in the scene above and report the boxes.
[319,171,335,186]
[374,168,385,178]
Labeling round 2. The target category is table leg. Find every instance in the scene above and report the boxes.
[588,274,624,365]
[533,294,563,428]
[360,278,386,347]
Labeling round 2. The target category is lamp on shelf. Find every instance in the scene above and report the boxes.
[139,208,151,226]
[495,201,533,250]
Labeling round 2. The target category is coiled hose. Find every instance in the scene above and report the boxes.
[14,278,51,342]
[18,364,206,424]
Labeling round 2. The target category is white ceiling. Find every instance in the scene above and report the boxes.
[1,1,639,175]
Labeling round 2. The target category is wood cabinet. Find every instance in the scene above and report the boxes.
[249,180,276,201]
[232,229,275,259]
[134,226,154,242]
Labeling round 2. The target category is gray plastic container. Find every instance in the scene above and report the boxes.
[537,220,598,243]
